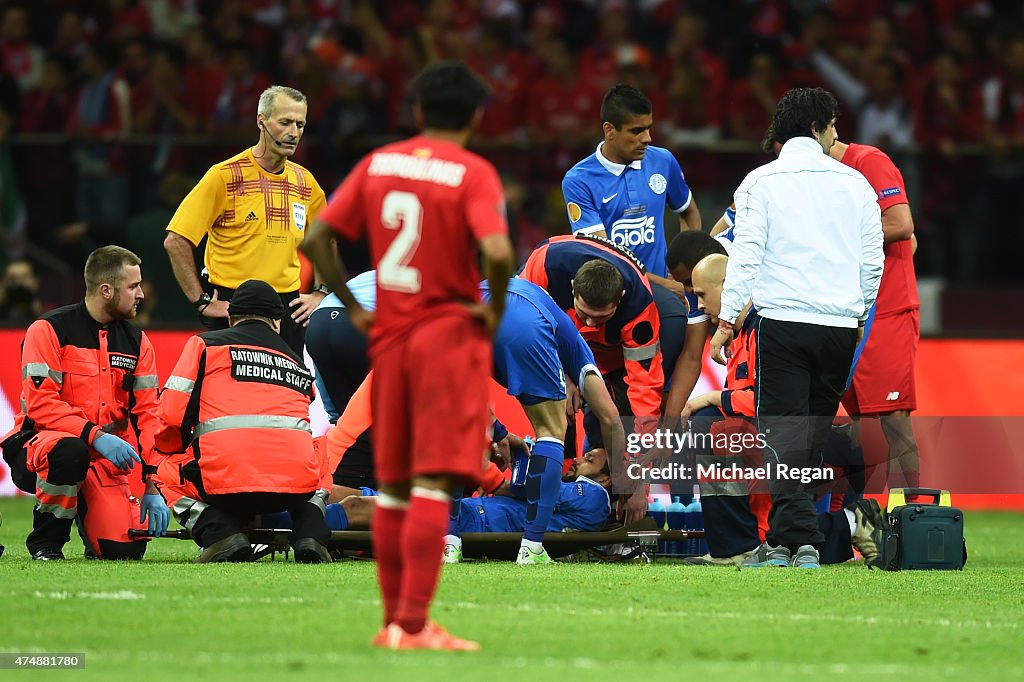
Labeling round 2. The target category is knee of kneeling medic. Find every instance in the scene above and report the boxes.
[46,438,92,485]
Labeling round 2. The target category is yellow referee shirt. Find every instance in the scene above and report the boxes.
[166,148,327,292]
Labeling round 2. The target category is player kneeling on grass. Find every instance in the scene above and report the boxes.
[1,246,169,561]
[153,280,332,564]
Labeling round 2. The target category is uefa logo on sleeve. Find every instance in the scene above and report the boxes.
[648,173,667,195]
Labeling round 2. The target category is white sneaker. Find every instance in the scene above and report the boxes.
[442,543,463,564]
[516,545,555,565]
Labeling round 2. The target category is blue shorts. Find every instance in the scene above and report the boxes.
[455,496,527,533]
[493,290,567,403]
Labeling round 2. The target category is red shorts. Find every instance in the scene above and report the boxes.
[842,309,919,416]
[371,315,492,486]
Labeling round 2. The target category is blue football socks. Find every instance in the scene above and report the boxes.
[523,438,564,542]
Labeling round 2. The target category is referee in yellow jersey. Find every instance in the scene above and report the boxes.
[163,85,328,353]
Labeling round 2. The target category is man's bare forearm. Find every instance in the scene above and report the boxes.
[680,200,702,231]
[648,273,676,291]
[300,220,358,309]
[664,321,708,418]
[164,232,203,303]
[480,234,515,321]
[582,372,625,467]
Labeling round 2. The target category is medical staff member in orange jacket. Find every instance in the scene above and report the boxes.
[520,234,664,425]
[154,279,331,563]
[1,246,169,560]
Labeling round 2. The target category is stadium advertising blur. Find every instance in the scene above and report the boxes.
[2,330,1023,509]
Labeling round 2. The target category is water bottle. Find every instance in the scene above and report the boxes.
[666,496,687,556]
[509,445,530,493]
[685,497,707,556]
[648,498,668,555]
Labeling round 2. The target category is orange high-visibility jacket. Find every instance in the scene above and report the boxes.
[2,301,162,474]
[520,234,664,417]
[156,320,319,495]
[322,371,373,489]
[719,309,760,418]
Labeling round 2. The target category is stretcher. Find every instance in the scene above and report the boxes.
[130,520,705,562]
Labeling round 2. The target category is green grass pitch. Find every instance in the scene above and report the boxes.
[1,497,1022,681]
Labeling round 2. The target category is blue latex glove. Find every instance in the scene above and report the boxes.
[93,432,142,471]
[140,493,170,537]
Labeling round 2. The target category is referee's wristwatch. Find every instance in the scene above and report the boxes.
[193,292,213,310]
[313,283,330,295]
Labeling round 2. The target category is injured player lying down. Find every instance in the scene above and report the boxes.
[262,449,614,537]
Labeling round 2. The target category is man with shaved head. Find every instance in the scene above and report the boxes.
[679,254,765,564]
[690,255,727,322]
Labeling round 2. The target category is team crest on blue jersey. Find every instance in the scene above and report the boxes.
[648,173,667,195]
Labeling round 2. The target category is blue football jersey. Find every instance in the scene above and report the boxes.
[550,300,600,390]
[719,203,737,245]
[683,291,708,325]
[455,477,611,533]
[562,143,692,278]
[549,476,612,532]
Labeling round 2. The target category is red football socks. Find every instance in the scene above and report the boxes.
[373,495,408,626]
[394,489,450,634]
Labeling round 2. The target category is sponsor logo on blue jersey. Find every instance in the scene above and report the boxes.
[609,214,657,249]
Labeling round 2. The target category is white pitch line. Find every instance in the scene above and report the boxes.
[417,598,1022,632]
[17,590,1020,632]
[23,648,1023,678]
[16,589,1021,631]
[32,590,145,601]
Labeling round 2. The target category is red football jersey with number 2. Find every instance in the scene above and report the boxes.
[318,135,509,351]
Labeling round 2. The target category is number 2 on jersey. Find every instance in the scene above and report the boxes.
[378,190,422,293]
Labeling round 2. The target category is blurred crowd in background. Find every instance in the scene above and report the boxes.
[0,0,1023,328]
